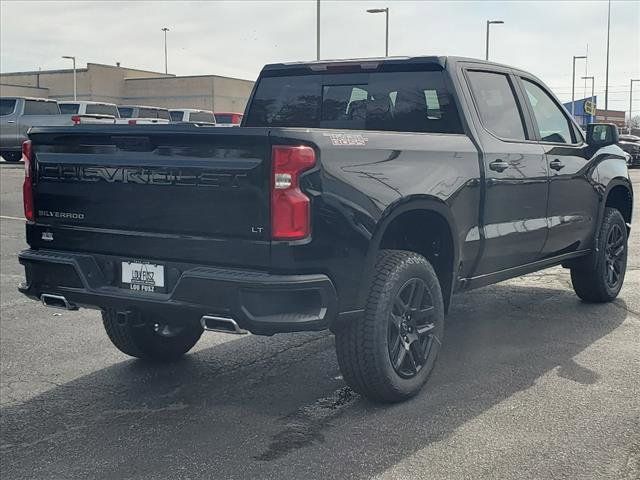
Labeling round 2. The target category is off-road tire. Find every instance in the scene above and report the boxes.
[335,249,445,403]
[102,310,203,361]
[570,207,628,303]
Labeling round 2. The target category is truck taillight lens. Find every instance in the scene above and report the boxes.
[22,140,35,222]
[271,145,316,240]
[71,115,81,125]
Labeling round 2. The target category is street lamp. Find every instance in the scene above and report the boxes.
[61,55,76,101]
[571,55,587,118]
[161,27,170,74]
[581,76,595,123]
[631,79,640,130]
[366,8,389,57]
[485,20,504,61]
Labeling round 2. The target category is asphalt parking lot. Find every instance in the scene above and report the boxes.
[1,160,639,480]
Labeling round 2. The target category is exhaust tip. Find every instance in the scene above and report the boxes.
[41,294,78,311]
[200,315,247,335]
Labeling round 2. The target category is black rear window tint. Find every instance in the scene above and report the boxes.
[0,99,16,116]
[245,70,463,134]
[23,100,60,115]
[170,111,184,121]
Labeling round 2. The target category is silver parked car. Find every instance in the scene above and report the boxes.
[0,97,69,162]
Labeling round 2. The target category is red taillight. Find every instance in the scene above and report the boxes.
[271,145,316,240]
[22,140,35,222]
[71,115,81,125]
[128,119,138,125]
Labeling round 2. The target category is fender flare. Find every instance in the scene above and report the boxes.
[358,195,460,310]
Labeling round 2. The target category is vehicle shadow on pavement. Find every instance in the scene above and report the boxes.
[0,283,628,480]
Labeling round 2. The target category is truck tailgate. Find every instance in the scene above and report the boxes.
[28,126,272,267]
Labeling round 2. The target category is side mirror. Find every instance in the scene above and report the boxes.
[586,123,619,148]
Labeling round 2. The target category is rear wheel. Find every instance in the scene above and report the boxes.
[1,151,21,163]
[102,310,203,361]
[335,250,445,403]
[570,207,628,303]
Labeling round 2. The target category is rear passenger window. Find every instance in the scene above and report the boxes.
[521,79,574,144]
[467,71,526,140]
[24,100,60,115]
[0,99,16,116]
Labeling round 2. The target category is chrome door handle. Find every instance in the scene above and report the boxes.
[489,159,509,172]
[6,120,16,124]
[549,159,565,171]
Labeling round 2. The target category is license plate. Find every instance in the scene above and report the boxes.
[121,261,165,293]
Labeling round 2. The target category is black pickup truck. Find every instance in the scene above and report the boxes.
[18,56,632,403]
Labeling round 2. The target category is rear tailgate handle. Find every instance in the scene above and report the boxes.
[489,159,509,172]
[549,159,565,171]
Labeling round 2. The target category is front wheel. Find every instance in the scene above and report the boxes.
[570,207,628,303]
[335,250,445,403]
[102,310,203,362]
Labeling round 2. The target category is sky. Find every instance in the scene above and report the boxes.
[1,0,638,113]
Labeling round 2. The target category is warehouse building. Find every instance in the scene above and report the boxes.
[0,62,254,113]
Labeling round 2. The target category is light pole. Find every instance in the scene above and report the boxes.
[571,55,587,118]
[605,0,611,110]
[61,56,76,101]
[581,76,595,123]
[366,8,389,57]
[631,79,640,130]
[161,27,170,74]
[485,20,504,61]
[316,0,320,60]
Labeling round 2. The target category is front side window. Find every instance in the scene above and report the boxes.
[522,79,574,144]
[23,100,60,115]
[467,70,526,140]
[0,99,16,116]
[245,70,463,134]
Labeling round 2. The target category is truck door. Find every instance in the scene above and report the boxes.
[516,76,599,257]
[464,68,548,275]
[0,98,19,151]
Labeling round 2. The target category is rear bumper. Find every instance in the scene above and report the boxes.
[18,249,338,335]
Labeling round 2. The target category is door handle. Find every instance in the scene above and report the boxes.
[489,159,509,173]
[549,159,565,171]
[6,120,15,124]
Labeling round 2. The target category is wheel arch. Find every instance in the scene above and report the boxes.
[360,196,460,312]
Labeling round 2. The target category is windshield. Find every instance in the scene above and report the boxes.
[244,70,462,133]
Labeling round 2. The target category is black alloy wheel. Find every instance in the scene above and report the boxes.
[604,223,625,290]
[388,278,439,378]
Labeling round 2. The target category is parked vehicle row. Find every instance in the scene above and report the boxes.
[1,96,245,162]
[619,134,640,167]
